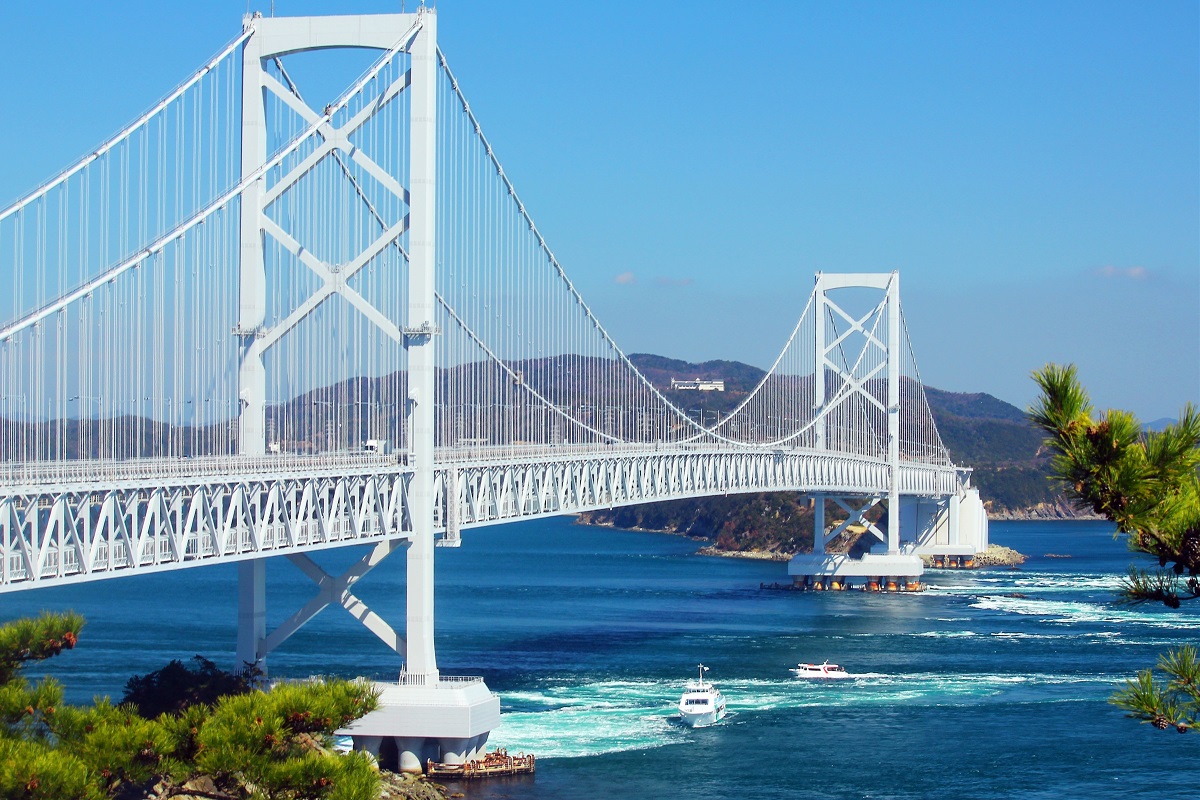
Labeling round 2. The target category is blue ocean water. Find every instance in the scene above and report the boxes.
[3,519,1198,798]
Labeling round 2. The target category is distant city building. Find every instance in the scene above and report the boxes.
[670,378,725,392]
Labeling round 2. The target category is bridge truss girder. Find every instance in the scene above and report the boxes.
[442,449,960,532]
[0,448,962,594]
[0,468,413,590]
[1,447,966,675]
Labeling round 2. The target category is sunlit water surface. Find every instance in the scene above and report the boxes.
[5,519,1196,799]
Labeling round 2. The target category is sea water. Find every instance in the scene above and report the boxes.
[3,519,1197,798]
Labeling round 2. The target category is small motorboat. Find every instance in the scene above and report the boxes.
[791,660,850,679]
[677,664,727,727]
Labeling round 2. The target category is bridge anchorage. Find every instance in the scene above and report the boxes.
[0,9,985,773]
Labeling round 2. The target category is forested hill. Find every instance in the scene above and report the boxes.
[921,388,1066,516]
[624,354,1069,516]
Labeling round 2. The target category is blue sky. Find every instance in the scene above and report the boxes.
[0,1,1196,419]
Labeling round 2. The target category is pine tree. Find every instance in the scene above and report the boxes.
[0,611,97,800]
[0,611,386,797]
[121,655,259,719]
[1029,364,1200,732]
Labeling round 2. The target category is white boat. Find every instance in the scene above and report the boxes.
[791,660,850,679]
[677,664,727,727]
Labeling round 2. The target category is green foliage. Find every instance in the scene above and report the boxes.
[0,737,100,800]
[0,612,383,798]
[0,610,83,685]
[1030,364,1200,738]
[1029,363,1200,605]
[122,655,259,718]
[189,680,380,798]
[1111,644,1200,733]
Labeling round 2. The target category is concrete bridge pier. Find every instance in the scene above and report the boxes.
[788,487,989,588]
[339,679,500,773]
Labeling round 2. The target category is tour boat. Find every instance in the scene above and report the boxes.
[677,664,727,727]
[791,660,850,679]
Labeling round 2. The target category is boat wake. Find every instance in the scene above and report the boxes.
[486,669,1124,758]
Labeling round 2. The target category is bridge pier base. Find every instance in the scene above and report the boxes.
[338,678,501,773]
[788,552,924,591]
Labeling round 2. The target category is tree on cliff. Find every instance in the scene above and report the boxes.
[0,611,382,799]
[1029,363,1200,732]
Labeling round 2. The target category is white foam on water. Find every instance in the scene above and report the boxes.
[970,595,1200,629]
[493,681,686,757]
[990,631,1048,639]
[486,670,1123,758]
[931,572,1128,595]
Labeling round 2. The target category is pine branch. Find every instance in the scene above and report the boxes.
[1111,669,1164,718]
[1116,567,1200,608]
[0,611,84,685]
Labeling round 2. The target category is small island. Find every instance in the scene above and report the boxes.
[574,357,1075,568]
[578,498,1029,569]
[924,543,1027,568]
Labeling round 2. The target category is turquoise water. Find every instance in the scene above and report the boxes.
[3,519,1197,798]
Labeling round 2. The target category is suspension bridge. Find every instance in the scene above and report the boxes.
[0,9,986,770]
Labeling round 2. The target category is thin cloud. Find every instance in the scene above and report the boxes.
[614,271,637,285]
[1094,265,1149,280]
[654,276,695,287]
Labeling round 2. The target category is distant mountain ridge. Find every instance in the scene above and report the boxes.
[578,353,1080,555]
[628,353,766,398]
[625,353,1069,517]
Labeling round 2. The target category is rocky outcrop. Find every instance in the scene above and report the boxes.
[970,544,1027,567]
[379,771,452,800]
[143,761,450,800]
[986,495,1100,521]
[696,545,791,561]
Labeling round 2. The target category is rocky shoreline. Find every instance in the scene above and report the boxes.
[577,516,1031,567]
[988,500,1101,521]
[696,545,791,562]
[697,542,1030,568]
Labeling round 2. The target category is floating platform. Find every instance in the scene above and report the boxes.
[427,748,535,779]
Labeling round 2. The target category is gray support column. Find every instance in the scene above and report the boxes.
[404,12,439,684]
[237,559,266,671]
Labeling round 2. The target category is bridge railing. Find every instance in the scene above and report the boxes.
[0,438,964,494]
[0,451,408,491]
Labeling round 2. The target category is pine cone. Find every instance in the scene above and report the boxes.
[1152,715,1170,730]
[1180,532,1200,571]
[1176,723,1189,734]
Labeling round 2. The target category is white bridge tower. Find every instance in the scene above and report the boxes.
[233,9,498,773]
[790,273,988,589]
